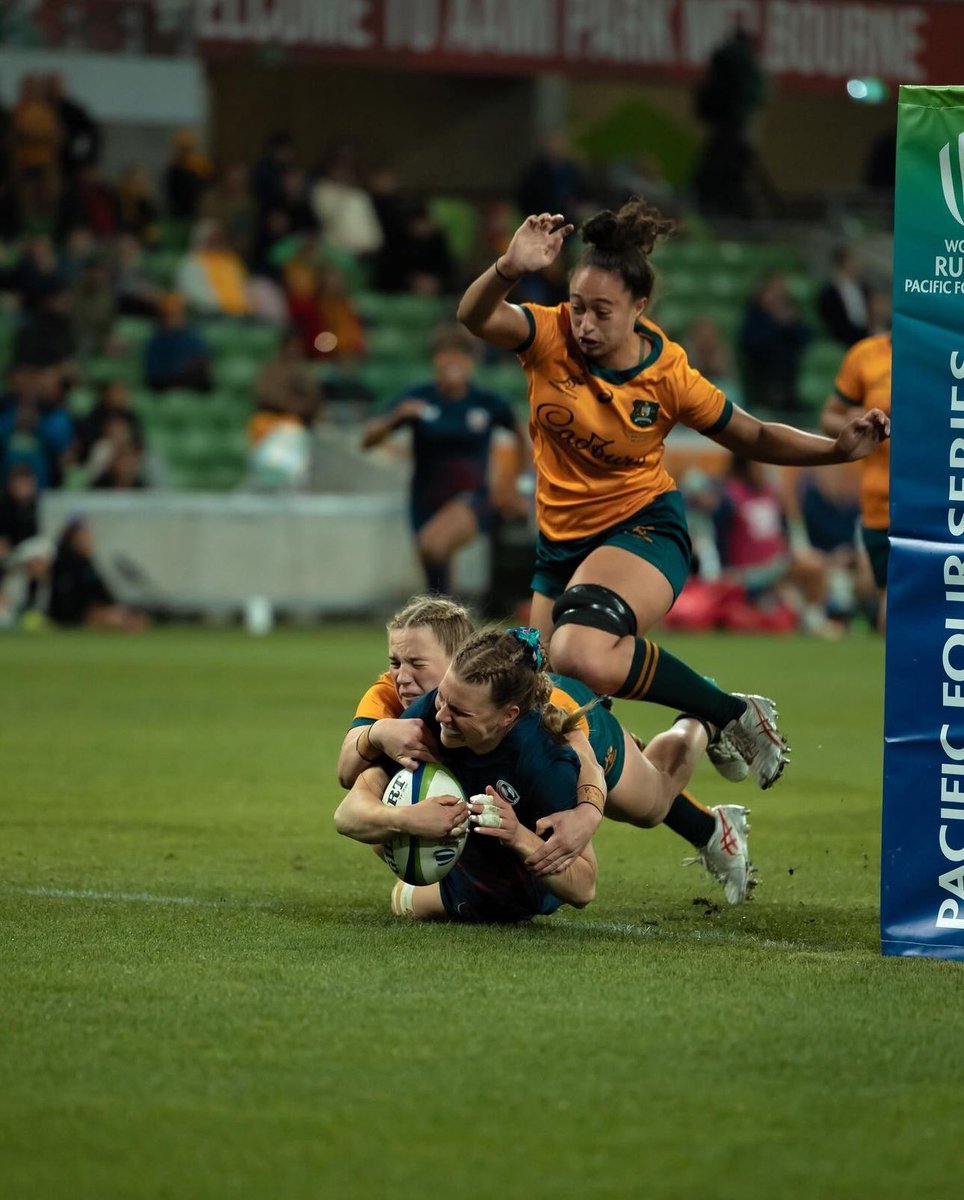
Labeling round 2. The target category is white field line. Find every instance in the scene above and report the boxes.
[4,885,280,910]
[2,886,849,953]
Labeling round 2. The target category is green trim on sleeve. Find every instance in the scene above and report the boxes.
[350,717,377,729]
[513,305,536,354]
[835,387,861,407]
[701,396,734,436]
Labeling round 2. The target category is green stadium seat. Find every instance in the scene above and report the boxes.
[213,356,260,393]
[799,369,836,412]
[113,316,154,351]
[366,325,416,360]
[83,356,140,386]
[354,293,450,336]
[474,362,528,406]
[141,250,181,288]
[429,197,479,264]
[67,384,96,417]
[804,339,846,377]
[358,359,430,407]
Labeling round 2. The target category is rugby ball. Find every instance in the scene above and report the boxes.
[382,763,468,885]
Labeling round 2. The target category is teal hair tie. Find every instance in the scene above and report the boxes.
[506,626,546,671]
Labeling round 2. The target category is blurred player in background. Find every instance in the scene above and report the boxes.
[338,595,753,904]
[457,200,890,788]
[361,323,529,597]
[335,627,712,922]
[820,292,892,627]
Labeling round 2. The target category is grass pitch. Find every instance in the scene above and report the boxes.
[1,627,959,1200]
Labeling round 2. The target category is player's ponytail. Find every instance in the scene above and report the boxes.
[577,196,677,299]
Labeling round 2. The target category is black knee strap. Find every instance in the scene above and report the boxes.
[551,584,637,637]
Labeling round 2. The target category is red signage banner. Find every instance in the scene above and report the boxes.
[25,1,964,92]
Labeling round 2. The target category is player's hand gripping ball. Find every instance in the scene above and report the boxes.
[381,764,468,885]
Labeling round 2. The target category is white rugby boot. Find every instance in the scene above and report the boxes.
[707,728,750,783]
[685,804,756,905]
[720,694,789,790]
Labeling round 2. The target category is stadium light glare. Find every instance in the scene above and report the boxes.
[847,78,889,104]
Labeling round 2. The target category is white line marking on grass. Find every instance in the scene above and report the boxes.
[4,887,851,953]
[574,917,844,955]
[4,886,281,910]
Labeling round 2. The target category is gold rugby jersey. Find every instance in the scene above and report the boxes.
[516,303,731,540]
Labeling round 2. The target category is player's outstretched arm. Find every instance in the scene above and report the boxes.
[457,212,574,349]
[335,769,469,844]
[360,398,427,450]
[709,404,889,466]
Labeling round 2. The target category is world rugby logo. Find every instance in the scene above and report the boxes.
[940,133,964,226]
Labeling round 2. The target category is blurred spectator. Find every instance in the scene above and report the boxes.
[247,329,319,490]
[75,380,144,469]
[713,457,840,637]
[866,283,892,336]
[369,164,407,290]
[12,284,78,372]
[47,74,100,179]
[817,246,869,347]
[0,462,50,628]
[116,165,160,243]
[516,130,588,219]
[737,272,811,413]
[114,234,164,317]
[692,129,778,221]
[694,27,765,140]
[143,293,213,392]
[251,207,295,279]
[251,328,322,435]
[284,248,365,360]
[59,225,96,286]
[683,314,734,380]
[797,463,862,623]
[10,74,62,224]
[86,418,146,490]
[59,163,120,238]
[9,233,64,308]
[692,28,776,221]
[311,143,383,258]
[0,367,74,488]
[314,264,365,359]
[48,516,147,631]
[513,258,569,308]
[70,251,116,357]
[201,162,257,259]
[251,132,295,214]
[176,220,251,317]
[277,165,317,236]
[397,202,454,296]
[164,129,212,222]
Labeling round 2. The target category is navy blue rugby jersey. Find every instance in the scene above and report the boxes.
[396,690,580,907]
[393,384,516,517]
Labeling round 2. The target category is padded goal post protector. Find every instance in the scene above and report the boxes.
[883,85,964,959]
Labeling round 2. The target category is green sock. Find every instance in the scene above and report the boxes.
[663,791,716,849]
[615,638,746,728]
